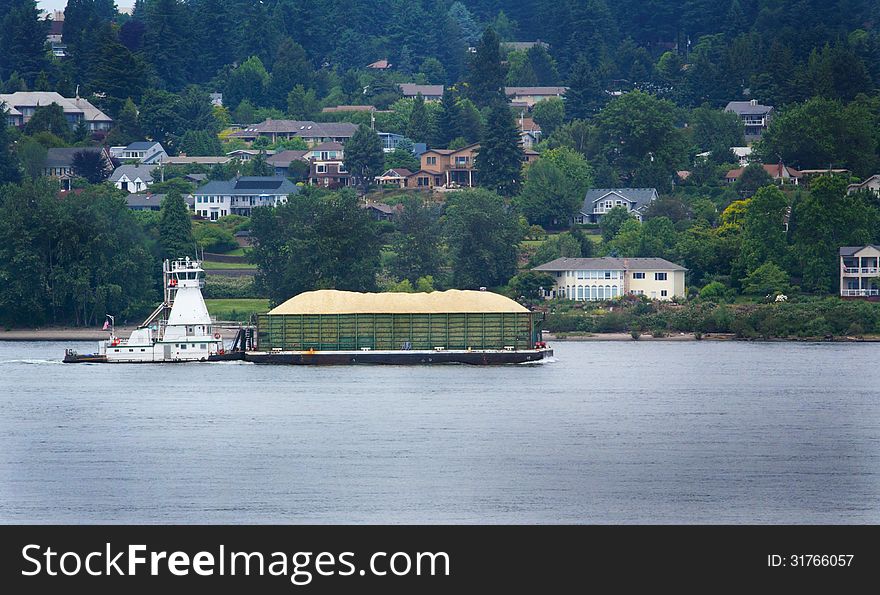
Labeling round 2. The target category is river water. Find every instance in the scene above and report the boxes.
[0,340,877,524]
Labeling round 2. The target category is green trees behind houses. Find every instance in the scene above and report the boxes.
[159,191,196,260]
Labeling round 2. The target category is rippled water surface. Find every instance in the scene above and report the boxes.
[1,340,878,523]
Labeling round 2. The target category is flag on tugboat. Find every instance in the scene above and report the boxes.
[102,320,109,330]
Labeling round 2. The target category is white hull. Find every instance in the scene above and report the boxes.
[102,338,224,363]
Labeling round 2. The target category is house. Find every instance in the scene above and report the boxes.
[304,141,344,161]
[847,175,880,195]
[184,173,208,184]
[267,150,309,176]
[404,169,445,189]
[501,40,550,52]
[109,165,155,193]
[518,116,542,149]
[125,193,195,212]
[420,144,480,188]
[46,11,64,44]
[378,131,410,153]
[109,141,167,164]
[309,159,351,189]
[0,91,112,133]
[575,188,659,224]
[724,100,773,138]
[367,58,392,70]
[375,168,414,188]
[361,202,400,221]
[192,177,299,219]
[532,257,687,301]
[229,120,359,145]
[42,146,113,191]
[504,86,568,108]
[725,163,802,185]
[163,155,233,166]
[226,149,275,162]
[321,105,377,113]
[840,245,880,298]
[398,84,444,101]
[731,147,752,166]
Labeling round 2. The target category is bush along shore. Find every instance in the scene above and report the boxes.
[537,296,880,341]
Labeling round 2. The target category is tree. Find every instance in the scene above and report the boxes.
[15,136,45,180]
[105,98,143,147]
[89,24,146,117]
[466,27,506,108]
[0,0,48,84]
[268,38,312,109]
[444,188,525,288]
[735,163,773,196]
[248,150,272,176]
[509,271,555,301]
[138,89,181,148]
[476,101,522,196]
[532,97,565,137]
[690,105,745,163]
[432,87,461,147]
[564,55,604,120]
[606,218,642,256]
[159,191,195,260]
[384,148,419,172]
[516,147,593,227]
[447,2,479,45]
[740,262,790,295]
[600,205,635,242]
[529,232,585,267]
[225,56,270,115]
[637,216,677,259]
[249,188,381,304]
[24,103,71,141]
[0,119,21,184]
[406,93,432,144]
[505,51,537,86]
[737,185,789,277]
[390,198,443,284]
[344,125,384,191]
[179,130,222,156]
[142,0,190,89]
[544,119,593,155]
[72,150,110,184]
[287,85,320,119]
[527,45,560,86]
[456,98,483,144]
[419,57,447,84]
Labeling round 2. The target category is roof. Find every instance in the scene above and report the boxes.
[268,289,529,315]
[362,202,395,214]
[724,101,773,115]
[501,41,550,51]
[840,245,880,257]
[520,117,541,132]
[194,176,300,196]
[725,164,802,180]
[125,141,160,151]
[109,164,155,182]
[309,141,344,152]
[583,188,658,211]
[367,59,391,69]
[44,147,105,168]
[0,92,112,123]
[267,150,309,167]
[505,86,568,96]
[399,84,444,97]
[230,120,358,139]
[321,105,377,112]
[164,156,231,165]
[125,193,167,208]
[533,257,686,272]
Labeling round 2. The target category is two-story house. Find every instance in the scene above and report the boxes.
[0,91,112,133]
[840,245,880,298]
[419,143,480,188]
[399,84,444,101]
[229,120,359,145]
[504,87,568,108]
[267,150,309,176]
[109,165,155,193]
[575,188,658,224]
[192,177,300,219]
[43,146,114,191]
[309,160,351,189]
[724,99,773,138]
[533,257,686,301]
[847,175,880,195]
[109,141,167,164]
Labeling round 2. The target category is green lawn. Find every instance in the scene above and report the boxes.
[220,247,251,256]
[202,261,258,270]
[205,298,271,321]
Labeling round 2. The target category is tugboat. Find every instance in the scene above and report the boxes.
[64,258,242,363]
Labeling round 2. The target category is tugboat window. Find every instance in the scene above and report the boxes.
[180,344,187,349]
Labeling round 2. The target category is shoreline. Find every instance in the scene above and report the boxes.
[2,329,877,343]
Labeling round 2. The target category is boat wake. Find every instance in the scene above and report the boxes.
[518,356,558,365]
[1,358,64,365]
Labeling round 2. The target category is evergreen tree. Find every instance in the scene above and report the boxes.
[179,130,222,156]
[105,98,143,146]
[268,38,313,109]
[225,56,270,110]
[249,150,272,176]
[433,87,461,147]
[390,198,443,284]
[466,27,506,108]
[405,93,432,144]
[476,101,523,196]
[25,104,71,141]
[0,119,21,184]
[456,98,483,144]
[0,0,49,84]
[527,45,560,85]
[89,24,146,117]
[564,55,604,121]
[344,125,384,191]
[159,191,196,260]
[142,0,191,89]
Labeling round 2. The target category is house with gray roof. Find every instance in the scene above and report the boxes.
[533,257,686,301]
[125,193,195,212]
[192,176,300,219]
[229,120,358,145]
[109,164,156,193]
[42,146,113,191]
[109,141,167,165]
[840,245,880,298]
[724,99,774,138]
[576,188,659,224]
[399,84,444,101]
[0,91,112,133]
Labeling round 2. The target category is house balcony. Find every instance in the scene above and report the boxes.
[841,289,880,297]
[843,267,879,275]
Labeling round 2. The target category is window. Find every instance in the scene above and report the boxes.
[129,349,133,352]
[591,286,598,300]
[209,196,215,203]
[555,271,561,278]
[426,156,437,165]
[633,272,645,279]
[605,201,612,208]
[180,344,187,349]
[661,290,668,297]
[598,285,605,300]
[456,156,469,166]
[655,272,667,281]
[418,176,430,187]
[201,344,206,349]
[141,349,145,352]
[603,270,612,279]
[317,164,326,173]
[338,163,347,173]
[612,285,618,298]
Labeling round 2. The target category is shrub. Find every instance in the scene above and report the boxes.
[203,276,263,298]
[630,330,640,340]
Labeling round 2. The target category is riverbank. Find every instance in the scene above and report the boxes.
[545,332,880,342]
[0,323,246,342]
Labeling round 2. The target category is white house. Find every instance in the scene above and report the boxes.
[575,188,659,224]
[0,91,112,133]
[109,141,167,164]
[192,176,300,219]
[109,164,155,193]
[847,175,880,196]
[533,257,687,301]
[840,245,880,298]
